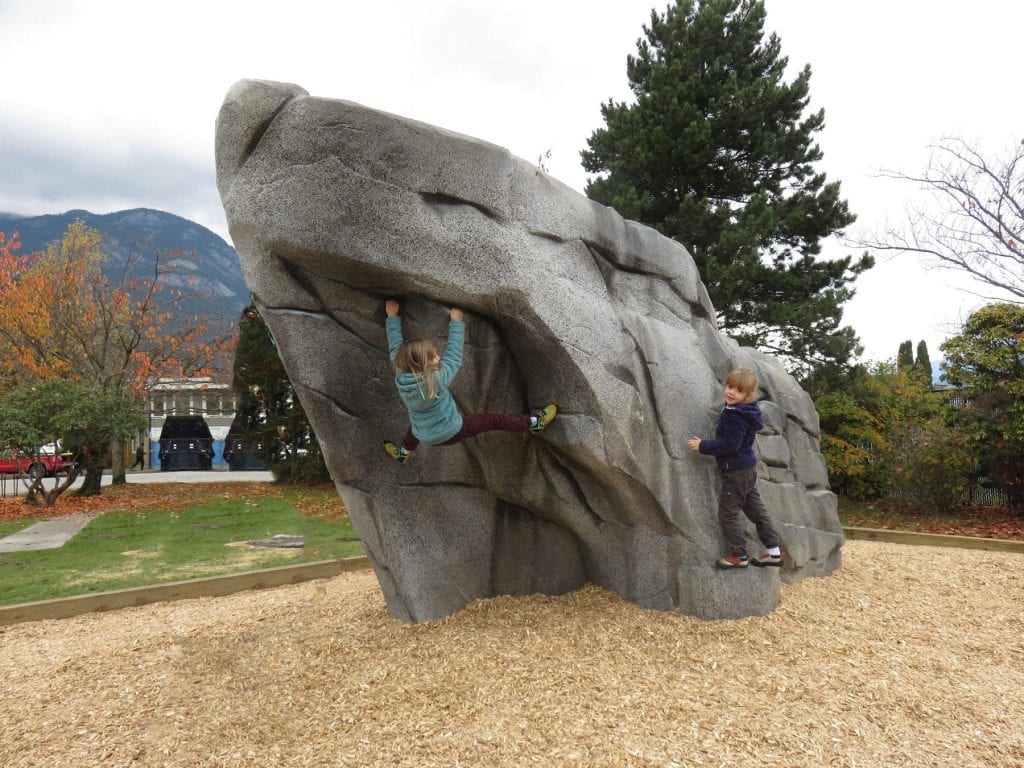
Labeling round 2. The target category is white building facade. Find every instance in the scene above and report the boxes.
[146,378,237,469]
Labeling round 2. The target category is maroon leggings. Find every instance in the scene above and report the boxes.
[401,412,531,451]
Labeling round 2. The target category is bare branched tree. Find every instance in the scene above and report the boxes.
[856,136,1024,304]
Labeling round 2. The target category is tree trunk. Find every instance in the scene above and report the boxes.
[24,467,80,507]
[76,443,106,496]
[23,480,47,507]
[110,437,126,486]
[78,467,103,496]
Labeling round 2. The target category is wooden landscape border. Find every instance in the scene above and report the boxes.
[0,555,371,627]
[842,526,1024,553]
[2,528,1022,627]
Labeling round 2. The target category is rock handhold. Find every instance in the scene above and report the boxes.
[215,79,843,622]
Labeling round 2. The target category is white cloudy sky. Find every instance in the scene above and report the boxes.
[1,0,1021,363]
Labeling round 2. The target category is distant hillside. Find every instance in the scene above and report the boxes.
[0,208,249,329]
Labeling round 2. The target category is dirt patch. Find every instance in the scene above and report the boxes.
[63,559,149,588]
[62,547,300,590]
[121,549,160,558]
[152,549,300,582]
[0,540,1021,767]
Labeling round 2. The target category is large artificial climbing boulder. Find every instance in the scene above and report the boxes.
[215,79,843,622]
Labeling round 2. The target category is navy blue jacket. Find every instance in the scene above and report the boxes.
[698,402,764,471]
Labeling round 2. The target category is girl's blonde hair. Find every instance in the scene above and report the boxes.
[725,368,758,401]
[394,337,440,399]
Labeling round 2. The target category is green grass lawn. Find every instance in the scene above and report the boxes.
[0,519,33,537]
[0,492,363,606]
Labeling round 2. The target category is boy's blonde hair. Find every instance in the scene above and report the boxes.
[725,368,758,401]
[394,337,440,399]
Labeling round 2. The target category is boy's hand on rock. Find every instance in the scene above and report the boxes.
[385,300,400,317]
[450,308,464,321]
[686,437,701,451]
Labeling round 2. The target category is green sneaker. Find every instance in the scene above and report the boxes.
[530,404,558,433]
[383,441,412,463]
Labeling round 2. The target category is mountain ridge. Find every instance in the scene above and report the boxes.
[0,208,249,329]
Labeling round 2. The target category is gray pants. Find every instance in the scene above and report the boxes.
[718,465,780,555]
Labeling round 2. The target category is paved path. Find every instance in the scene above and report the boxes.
[105,469,275,485]
[0,470,275,552]
[0,514,93,553]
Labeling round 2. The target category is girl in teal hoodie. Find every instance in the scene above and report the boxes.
[383,300,557,463]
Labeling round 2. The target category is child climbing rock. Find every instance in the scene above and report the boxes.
[382,299,557,463]
[687,368,784,569]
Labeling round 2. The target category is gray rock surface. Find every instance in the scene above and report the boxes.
[215,79,844,622]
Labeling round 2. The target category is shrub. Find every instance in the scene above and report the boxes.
[272,451,331,484]
[886,423,974,511]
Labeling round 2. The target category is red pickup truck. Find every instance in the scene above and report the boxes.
[0,446,75,479]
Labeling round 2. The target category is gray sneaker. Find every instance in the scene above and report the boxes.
[750,552,784,567]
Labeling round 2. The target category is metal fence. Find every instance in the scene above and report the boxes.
[0,473,39,498]
[887,485,1010,508]
[0,473,17,498]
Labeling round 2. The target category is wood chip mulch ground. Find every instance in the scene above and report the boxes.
[1,539,1022,768]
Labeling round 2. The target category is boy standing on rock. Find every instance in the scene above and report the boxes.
[687,368,784,569]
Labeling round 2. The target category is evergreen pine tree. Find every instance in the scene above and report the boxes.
[231,306,286,467]
[897,340,914,370]
[230,304,328,480]
[914,340,932,383]
[581,0,872,378]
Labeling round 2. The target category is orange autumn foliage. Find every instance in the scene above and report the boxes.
[0,221,235,395]
[0,482,347,523]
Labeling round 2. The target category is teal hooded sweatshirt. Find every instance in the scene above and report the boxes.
[387,315,465,444]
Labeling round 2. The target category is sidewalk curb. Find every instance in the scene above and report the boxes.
[0,555,372,627]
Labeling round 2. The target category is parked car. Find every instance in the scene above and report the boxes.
[158,415,214,471]
[0,446,75,480]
